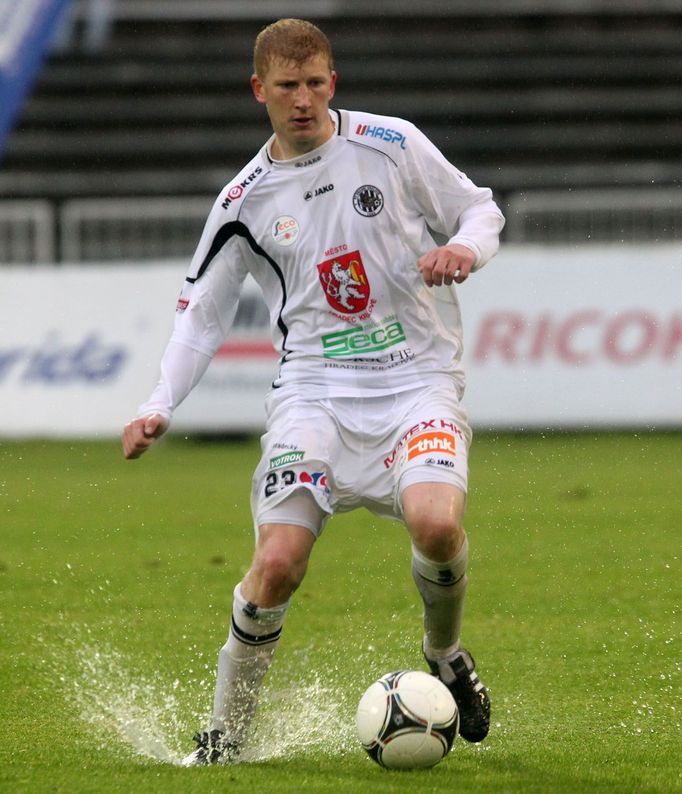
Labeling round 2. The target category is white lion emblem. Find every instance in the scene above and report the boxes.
[322,261,366,311]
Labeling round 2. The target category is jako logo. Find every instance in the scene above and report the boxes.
[356,124,407,149]
[304,184,334,201]
[0,333,127,385]
[295,155,321,168]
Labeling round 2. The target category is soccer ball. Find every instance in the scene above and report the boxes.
[355,670,459,770]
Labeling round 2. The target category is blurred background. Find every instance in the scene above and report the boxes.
[1,0,680,436]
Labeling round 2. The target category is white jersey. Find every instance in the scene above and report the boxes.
[141,109,504,416]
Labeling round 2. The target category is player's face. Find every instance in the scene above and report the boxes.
[251,54,337,160]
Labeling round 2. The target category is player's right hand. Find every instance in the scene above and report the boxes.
[122,413,169,459]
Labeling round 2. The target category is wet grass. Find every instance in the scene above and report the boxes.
[0,432,680,793]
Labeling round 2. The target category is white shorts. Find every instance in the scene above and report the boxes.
[250,383,471,537]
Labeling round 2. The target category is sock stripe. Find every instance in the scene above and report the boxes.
[230,617,282,647]
[415,570,466,588]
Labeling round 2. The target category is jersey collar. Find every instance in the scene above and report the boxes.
[264,109,341,169]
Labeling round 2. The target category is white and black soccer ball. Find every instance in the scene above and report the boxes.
[355,670,459,770]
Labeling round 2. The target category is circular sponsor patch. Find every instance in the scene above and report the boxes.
[271,215,300,246]
[353,185,384,217]
[228,185,244,200]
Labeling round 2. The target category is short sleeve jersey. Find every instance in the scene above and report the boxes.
[171,109,503,398]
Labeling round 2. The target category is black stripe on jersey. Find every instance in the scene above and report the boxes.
[185,220,290,361]
[231,616,282,647]
[347,138,399,169]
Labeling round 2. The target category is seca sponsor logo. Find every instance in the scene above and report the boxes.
[474,310,682,365]
[221,166,263,209]
[407,432,456,461]
[321,319,406,358]
[383,419,463,469]
[295,155,321,168]
[355,123,407,149]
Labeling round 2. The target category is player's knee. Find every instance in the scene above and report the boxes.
[252,541,309,599]
[407,511,464,562]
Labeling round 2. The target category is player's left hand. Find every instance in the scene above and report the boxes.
[418,244,476,287]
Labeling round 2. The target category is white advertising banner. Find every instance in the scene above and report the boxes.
[459,244,681,428]
[2,263,183,437]
[1,244,680,437]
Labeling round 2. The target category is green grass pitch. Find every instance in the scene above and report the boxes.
[0,432,680,793]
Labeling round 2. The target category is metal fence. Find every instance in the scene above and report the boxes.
[59,196,213,262]
[2,189,681,264]
[0,200,55,263]
[504,187,682,244]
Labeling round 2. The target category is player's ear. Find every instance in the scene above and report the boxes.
[251,73,266,104]
[328,70,337,100]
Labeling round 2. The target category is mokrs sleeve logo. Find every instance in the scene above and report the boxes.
[317,250,371,313]
[221,166,264,209]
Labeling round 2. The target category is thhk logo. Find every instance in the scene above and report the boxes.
[317,250,371,314]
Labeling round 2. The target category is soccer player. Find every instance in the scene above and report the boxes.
[122,18,505,765]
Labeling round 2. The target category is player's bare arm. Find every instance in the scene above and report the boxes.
[122,414,169,460]
[418,243,476,287]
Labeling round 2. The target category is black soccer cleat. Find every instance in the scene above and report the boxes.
[181,729,240,766]
[424,647,491,743]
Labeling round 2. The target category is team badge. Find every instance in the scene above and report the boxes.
[317,250,371,314]
[353,185,384,217]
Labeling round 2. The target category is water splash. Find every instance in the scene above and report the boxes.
[44,627,359,765]
[62,639,194,764]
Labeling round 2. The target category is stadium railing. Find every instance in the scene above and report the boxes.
[0,200,55,264]
[2,187,681,265]
[58,196,212,262]
[504,187,682,244]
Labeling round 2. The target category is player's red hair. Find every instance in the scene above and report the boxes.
[253,18,334,78]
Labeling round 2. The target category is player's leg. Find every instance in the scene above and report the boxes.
[402,481,468,658]
[211,508,320,750]
[381,382,490,744]
[401,479,489,743]
[183,496,325,766]
[184,398,336,765]
[401,477,490,744]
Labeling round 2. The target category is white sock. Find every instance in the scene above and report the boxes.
[411,536,469,661]
[212,584,289,744]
